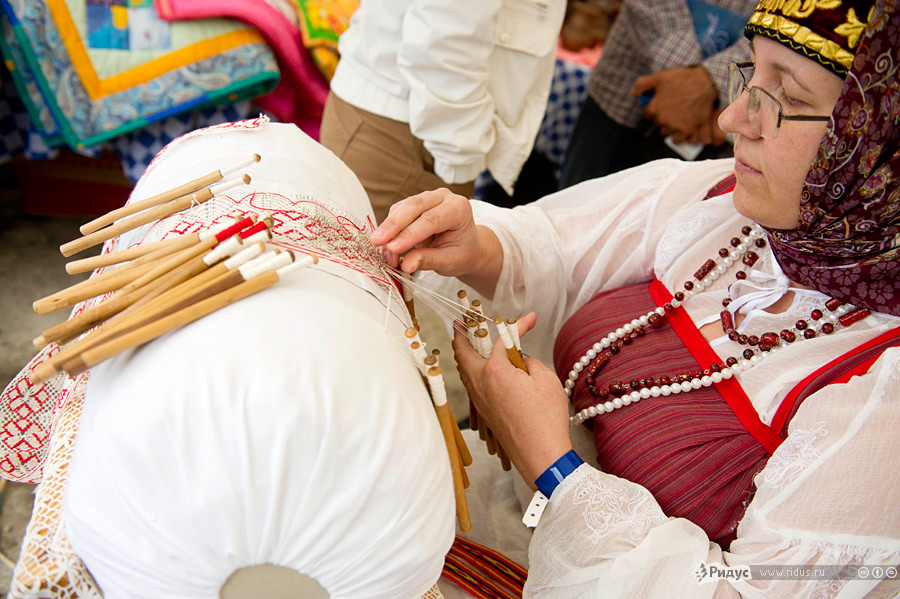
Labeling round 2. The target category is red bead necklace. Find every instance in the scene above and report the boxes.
[567,224,870,426]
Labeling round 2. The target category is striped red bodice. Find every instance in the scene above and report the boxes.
[553,281,780,547]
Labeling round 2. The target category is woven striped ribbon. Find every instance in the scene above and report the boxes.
[441,535,527,599]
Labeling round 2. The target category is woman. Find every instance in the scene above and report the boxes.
[371,0,900,596]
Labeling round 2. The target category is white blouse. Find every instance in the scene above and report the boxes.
[430,158,900,598]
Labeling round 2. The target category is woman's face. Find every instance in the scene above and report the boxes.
[718,36,845,230]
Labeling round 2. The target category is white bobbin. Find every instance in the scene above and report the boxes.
[243,228,273,247]
[223,242,265,270]
[207,174,250,197]
[241,251,293,280]
[276,253,317,277]
[203,235,245,265]
[425,366,448,407]
[220,154,260,178]
[506,318,521,351]
[494,318,515,350]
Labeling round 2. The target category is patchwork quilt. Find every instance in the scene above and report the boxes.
[0,0,279,149]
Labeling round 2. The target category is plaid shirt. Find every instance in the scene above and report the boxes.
[589,0,757,128]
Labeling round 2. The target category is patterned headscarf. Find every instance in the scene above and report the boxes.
[762,0,900,317]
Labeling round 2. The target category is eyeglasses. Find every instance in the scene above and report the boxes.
[727,61,831,139]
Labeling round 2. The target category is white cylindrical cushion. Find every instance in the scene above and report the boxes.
[63,121,455,599]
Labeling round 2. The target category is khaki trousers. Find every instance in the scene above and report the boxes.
[319,92,475,225]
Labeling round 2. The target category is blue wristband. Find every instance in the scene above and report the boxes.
[534,450,583,499]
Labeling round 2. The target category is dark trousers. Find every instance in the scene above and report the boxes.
[559,95,732,189]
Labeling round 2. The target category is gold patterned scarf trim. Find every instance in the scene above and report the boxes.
[747,11,855,74]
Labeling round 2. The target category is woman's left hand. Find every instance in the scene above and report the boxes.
[452,313,573,488]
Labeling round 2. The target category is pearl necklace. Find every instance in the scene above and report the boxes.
[566,223,869,427]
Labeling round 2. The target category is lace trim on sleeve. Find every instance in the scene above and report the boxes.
[531,465,667,566]
[762,421,828,492]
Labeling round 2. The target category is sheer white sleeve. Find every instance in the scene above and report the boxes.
[724,347,900,599]
[466,158,736,364]
[525,464,720,599]
[522,348,900,599]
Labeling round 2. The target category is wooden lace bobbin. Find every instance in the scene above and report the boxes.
[35,218,259,348]
[36,236,232,349]
[457,290,470,314]
[465,319,479,351]
[470,327,514,470]
[79,154,261,236]
[463,323,481,434]
[493,317,528,373]
[502,318,524,466]
[476,317,489,352]
[34,259,162,317]
[472,327,495,442]
[111,224,274,326]
[474,404,509,470]
[62,217,239,280]
[66,235,196,275]
[471,329,493,445]
[499,318,521,467]
[506,317,521,350]
[494,435,512,472]
[62,268,282,378]
[481,319,523,469]
[107,237,252,321]
[27,244,271,384]
[404,326,422,343]
[461,318,482,433]
[60,175,251,257]
[474,327,492,359]
[121,241,267,318]
[32,219,242,315]
[30,222,255,373]
[406,327,429,374]
[476,315,489,335]
[426,366,472,533]
[423,354,472,470]
[409,342,428,376]
[59,252,309,380]
[468,397,480,432]
[29,250,264,384]
[471,304,487,399]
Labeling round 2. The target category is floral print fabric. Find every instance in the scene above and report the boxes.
[767,0,900,316]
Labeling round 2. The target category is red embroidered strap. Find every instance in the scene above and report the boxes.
[441,535,527,599]
[771,325,900,436]
[648,278,784,454]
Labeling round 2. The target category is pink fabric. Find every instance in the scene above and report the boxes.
[556,40,603,67]
[155,0,329,139]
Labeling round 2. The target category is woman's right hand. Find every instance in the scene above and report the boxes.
[370,189,503,293]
